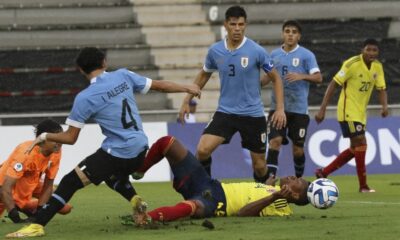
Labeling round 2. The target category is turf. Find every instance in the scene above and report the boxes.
[1,174,400,240]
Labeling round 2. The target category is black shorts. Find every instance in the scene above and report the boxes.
[339,121,366,138]
[203,111,267,153]
[77,148,147,185]
[267,111,310,147]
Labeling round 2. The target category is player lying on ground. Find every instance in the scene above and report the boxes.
[131,136,310,224]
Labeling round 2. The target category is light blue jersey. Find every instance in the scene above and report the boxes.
[270,45,320,114]
[204,37,273,117]
[66,69,152,158]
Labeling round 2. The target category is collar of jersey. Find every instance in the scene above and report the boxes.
[280,44,299,54]
[224,36,247,51]
[90,71,108,84]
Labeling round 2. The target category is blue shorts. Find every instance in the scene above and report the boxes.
[171,151,226,217]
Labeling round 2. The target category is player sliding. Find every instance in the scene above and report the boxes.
[131,136,310,225]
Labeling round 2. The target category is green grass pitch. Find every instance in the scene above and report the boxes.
[1,174,400,240]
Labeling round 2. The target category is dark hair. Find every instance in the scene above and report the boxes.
[363,38,379,48]
[225,5,247,21]
[76,47,106,74]
[282,20,302,34]
[294,181,310,206]
[35,119,62,137]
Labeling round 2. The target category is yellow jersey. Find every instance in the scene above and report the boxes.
[220,182,292,217]
[333,54,386,124]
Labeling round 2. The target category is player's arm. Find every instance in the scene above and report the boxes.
[1,176,24,223]
[285,72,322,84]
[179,69,212,124]
[37,177,54,207]
[26,126,80,154]
[315,80,340,124]
[267,68,286,129]
[260,73,271,87]
[377,89,388,117]
[150,79,201,97]
[237,185,292,217]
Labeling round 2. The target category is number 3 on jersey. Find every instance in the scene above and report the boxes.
[121,99,138,130]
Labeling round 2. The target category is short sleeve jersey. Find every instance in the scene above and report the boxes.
[0,141,61,206]
[333,54,386,124]
[66,69,152,158]
[270,45,320,114]
[204,37,273,117]
[221,182,292,217]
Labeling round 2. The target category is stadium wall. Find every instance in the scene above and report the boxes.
[1,117,399,184]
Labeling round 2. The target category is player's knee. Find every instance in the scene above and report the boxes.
[292,146,304,158]
[269,137,283,150]
[196,146,212,161]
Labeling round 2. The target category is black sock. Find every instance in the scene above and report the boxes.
[200,157,212,176]
[35,170,84,226]
[253,172,268,183]
[294,155,305,178]
[266,149,279,177]
[105,176,136,201]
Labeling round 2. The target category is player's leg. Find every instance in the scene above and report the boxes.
[265,110,286,178]
[239,115,269,182]
[197,112,235,176]
[132,136,176,179]
[349,127,373,192]
[288,113,310,177]
[316,121,356,178]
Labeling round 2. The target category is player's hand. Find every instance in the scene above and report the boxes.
[24,133,46,154]
[178,101,191,125]
[185,84,201,98]
[265,175,278,186]
[275,184,294,200]
[381,107,389,118]
[285,73,303,83]
[315,110,325,124]
[270,109,286,130]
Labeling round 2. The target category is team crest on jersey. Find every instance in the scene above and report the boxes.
[338,70,345,77]
[261,133,267,143]
[13,163,23,172]
[356,125,363,132]
[241,57,249,68]
[292,58,300,67]
[373,73,378,80]
[299,128,306,138]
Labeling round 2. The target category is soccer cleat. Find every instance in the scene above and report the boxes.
[359,186,376,193]
[5,224,45,238]
[131,195,151,226]
[315,168,327,178]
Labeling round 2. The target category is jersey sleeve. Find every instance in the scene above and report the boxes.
[306,51,320,74]
[374,64,386,90]
[5,145,28,179]
[203,47,217,73]
[65,93,93,128]
[124,69,152,94]
[44,152,61,180]
[333,62,351,86]
[260,49,274,73]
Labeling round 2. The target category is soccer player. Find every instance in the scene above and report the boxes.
[6,47,201,238]
[263,20,322,178]
[132,136,309,225]
[314,38,388,193]
[0,119,71,223]
[179,5,286,183]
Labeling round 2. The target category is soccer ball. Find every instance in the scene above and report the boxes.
[307,178,339,209]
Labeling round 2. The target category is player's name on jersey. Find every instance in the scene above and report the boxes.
[107,82,130,99]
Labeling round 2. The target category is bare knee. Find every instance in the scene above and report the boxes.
[269,136,283,150]
[292,145,304,158]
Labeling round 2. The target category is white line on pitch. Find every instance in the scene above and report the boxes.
[342,201,400,205]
